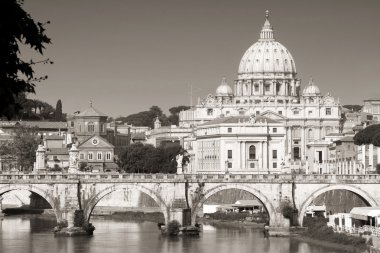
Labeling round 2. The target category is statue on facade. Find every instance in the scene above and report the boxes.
[249,114,256,124]
[176,153,183,174]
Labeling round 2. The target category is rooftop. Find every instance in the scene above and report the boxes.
[200,115,279,126]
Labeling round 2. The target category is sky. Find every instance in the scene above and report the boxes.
[23,0,380,117]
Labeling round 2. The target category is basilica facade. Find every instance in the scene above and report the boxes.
[180,11,341,174]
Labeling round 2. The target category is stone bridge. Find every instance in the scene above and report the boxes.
[1,173,380,229]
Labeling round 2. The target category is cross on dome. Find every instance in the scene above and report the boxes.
[309,77,314,86]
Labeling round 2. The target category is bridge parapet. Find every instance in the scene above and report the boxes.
[1,173,380,184]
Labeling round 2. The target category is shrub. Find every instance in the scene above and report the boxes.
[167,220,180,236]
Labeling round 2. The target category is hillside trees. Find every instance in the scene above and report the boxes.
[0,0,51,119]
[115,105,190,128]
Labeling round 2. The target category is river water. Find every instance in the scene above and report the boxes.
[0,216,348,253]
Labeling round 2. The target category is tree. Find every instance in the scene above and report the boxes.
[0,0,51,119]
[168,105,190,126]
[342,105,363,112]
[54,99,63,121]
[353,124,380,147]
[118,142,183,173]
[116,105,191,128]
[0,125,40,172]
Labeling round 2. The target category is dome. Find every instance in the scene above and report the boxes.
[238,11,297,79]
[302,78,321,96]
[216,77,233,96]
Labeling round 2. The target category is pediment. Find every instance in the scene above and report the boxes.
[259,110,288,120]
[78,135,114,149]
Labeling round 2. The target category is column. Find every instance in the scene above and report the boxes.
[369,144,374,169]
[301,127,306,160]
[288,127,292,158]
[241,142,246,170]
[263,141,268,172]
[361,145,366,166]
[353,160,357,175]
[349,160,352,175]
[260,142,264,172]
[236,141,241,170]
[377,147,380,165]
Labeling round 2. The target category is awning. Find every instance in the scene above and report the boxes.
[350,207,380,220]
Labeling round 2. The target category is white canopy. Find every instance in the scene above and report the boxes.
[350,207,380,220]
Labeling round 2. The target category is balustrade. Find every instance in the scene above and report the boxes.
[0,172,380,183]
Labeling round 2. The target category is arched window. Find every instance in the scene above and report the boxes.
[88,122,95,132]
[249,145,256,160]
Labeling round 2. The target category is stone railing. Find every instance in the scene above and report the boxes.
[1,173,380,183]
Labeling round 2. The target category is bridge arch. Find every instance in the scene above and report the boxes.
[0,184,58,220]
[84,184,169,224]
[191,183,280,226]
[298,184,378,226]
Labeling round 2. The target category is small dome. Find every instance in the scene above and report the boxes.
[216,77,233,96]
[303,78,321,96]
[238,11,297,79]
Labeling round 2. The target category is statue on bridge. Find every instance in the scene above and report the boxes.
[68,145,79,174]
[176,149,189,174]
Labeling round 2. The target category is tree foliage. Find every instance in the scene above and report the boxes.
[353,124,380,147]
[118,143,184,173]
[0,0,51,119]
[0,125,40,172]
[54,99,64,121]
[115,105,190,128]
[342,105,363,112]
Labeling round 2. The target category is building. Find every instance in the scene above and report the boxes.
[363,99,380,122]
[72,102,130,155]
[177,11,341,173]
[77,135,117,172]
[184,115,286,174]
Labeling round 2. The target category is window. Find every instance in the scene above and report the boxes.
[226,111,230,115]
[265,85,270,92]
[228,128,232,133]
[207,109,213,116]
[228,162,232,169]
[70,121,74,127]
[88,152,93,160]
[239,111,245,115]
[80,153,84,160]
[97,152,102,160]
[255,85,259,92]
[88,122,95,132]
[278,111,282,115]
[256,111,260,115]
[326,108,331,115]
[273,162,277,169]
[227,150,232,159]
[250,163,255,169]
[273,128,277,133]
[293,110,299,115]
[272,150,277,159]
[308,110,312,115]
[106,152,111,160]
[249,145,256,160]
[53,156,58,160]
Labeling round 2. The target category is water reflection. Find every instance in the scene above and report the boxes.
[0,216,347,253]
